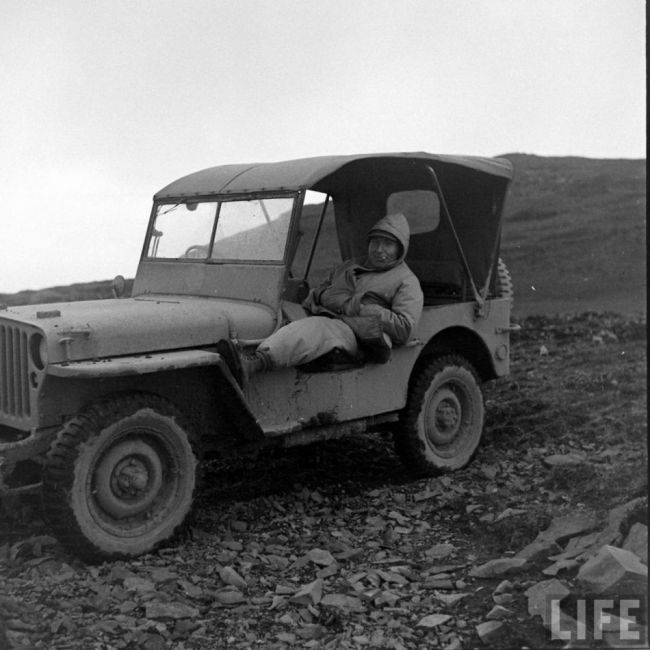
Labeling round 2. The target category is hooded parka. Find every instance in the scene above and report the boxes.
[304,213,424,345]
[257,214,422,368]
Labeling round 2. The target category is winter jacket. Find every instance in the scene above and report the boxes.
[303,213,424,345]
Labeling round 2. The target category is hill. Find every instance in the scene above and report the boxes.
[0,155,645,317]
[499,154,645,316]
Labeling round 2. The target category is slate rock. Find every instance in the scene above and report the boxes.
[149,567,178,583]
[123,576,156,593]
[493,579,514,594]
[577,545,648,596]
[442,637,462,650]
[433,591,469,607]
[486,605,512,620]
[424,577,456,590]
[320,593,364,612]
[524,578,570,625]
[548,527,620,565]
[296,624,326,640]
[622,523,648,564]
[290,578,323,605]
[469,557,528,578]
[145,601,199,619]
[142,633,167,650]
[426,543,456,560]
[515,538,562,562]
[608,497,647,533]
[476,620,506,644]
[560,530,603,558]
[542,558,579,577]
[213,587,246,606]
[219,566,247,591]
[543,452,587,467]
[307,548,336,567]
[493,593,515,606]
[537,513,598,545]
[417,613,451,628]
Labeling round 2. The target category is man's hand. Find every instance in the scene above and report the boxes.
[358,303,386,317]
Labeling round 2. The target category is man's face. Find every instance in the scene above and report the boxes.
[367,235,400,270]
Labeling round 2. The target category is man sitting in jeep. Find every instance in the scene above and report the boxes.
[245,212,424,373]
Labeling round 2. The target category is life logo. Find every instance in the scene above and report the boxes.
[546,595,647,647]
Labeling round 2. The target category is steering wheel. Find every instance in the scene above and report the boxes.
[183,245,208,259]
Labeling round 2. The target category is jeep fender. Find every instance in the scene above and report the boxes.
[47,350,264,441]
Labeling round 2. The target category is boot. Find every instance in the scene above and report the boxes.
[241,350,272,381]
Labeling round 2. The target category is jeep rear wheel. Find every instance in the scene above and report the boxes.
[395,356,484,476]
[42,394,199,562]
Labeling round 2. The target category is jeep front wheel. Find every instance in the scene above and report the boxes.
[42,394,199,562]
[395,356,484,476]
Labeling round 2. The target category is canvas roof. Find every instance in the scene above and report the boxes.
[154,152,513,199]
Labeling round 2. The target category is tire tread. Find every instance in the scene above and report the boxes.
[395,355,483,477]
[42,393,200,563]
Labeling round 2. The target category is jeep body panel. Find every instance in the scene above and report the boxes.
[249,299,511,434]
[48,348,226,378]
[0,296,276,432]
[133,261,288,313]
[2,295,276,365]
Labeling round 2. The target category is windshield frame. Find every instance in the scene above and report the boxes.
[142,191,300,266]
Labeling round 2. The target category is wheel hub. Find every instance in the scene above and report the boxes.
[112,457,150,497]
[94,438,164,519]
[425,388,463,446]
[435,399,459,432]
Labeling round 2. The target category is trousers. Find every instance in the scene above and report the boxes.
[257,316,358,368]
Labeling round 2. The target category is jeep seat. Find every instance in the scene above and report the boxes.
[407,259,467,305]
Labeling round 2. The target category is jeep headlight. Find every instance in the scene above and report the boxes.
[30,333,48,370]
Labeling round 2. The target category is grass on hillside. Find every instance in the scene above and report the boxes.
[501,154,646,317]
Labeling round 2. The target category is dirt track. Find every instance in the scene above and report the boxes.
[1,312,646,649]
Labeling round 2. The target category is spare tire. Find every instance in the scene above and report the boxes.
[496,257,514,307]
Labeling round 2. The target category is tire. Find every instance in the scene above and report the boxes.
[395,356,484,476]
[496,257,514,306]
[42,394,199,562]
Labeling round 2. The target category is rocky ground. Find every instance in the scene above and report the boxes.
[0,312,647,650]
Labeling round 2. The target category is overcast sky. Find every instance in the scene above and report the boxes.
[1,0,645,293]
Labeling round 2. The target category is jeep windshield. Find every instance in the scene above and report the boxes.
[146,196,294,263]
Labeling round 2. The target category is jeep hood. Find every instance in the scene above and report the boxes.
[0,296,276,364]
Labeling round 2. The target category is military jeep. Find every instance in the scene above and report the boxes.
[0,152,517,561]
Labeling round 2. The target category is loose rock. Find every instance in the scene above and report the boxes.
[469,557,528,578]
[145,601,200,620]
[486,605,512,620]
[417,613,451,628]
[543,452,588,467]
[577,545,648,595]
[524,578,570,625]
[476,620,506,644]
[537,513,598,545]
[219,566,247,590]
[290,578,323,605]
[622,523,648,564]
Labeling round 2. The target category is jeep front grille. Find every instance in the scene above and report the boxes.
[0,324,31,418]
